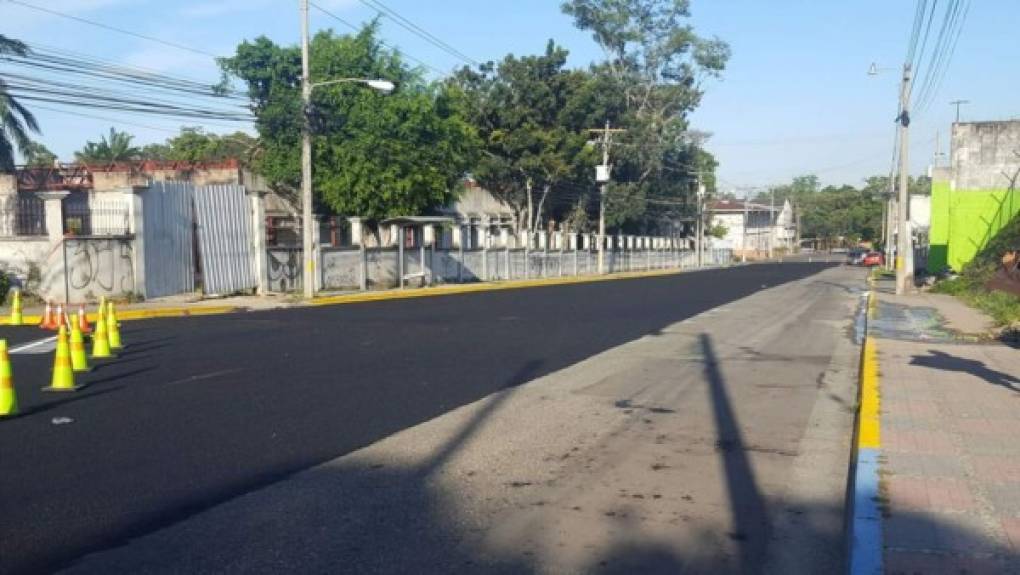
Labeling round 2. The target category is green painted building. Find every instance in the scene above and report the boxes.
[928,120,1020,273]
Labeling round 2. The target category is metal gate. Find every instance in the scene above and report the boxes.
[142,182,196,298]
[194,185,256,295]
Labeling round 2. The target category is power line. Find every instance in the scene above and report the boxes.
[355,0,481,67]
[308,1,448,77]
[6,0,222,58]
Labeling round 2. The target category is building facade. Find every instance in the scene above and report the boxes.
[929,120,1020,272]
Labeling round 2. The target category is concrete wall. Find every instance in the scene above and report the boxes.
[951,121,1020,190]
[264,244,731,293]
[0,236,52,291]
[41,237,136,302]
[928,120,1020,272]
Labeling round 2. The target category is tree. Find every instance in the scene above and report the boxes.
[562,0,730,231]
[139,128,257,163]
[220,24,479,221]
[75,127,141,163]
[22,141,56,167]
[451,41,597,233]
[0,35,40,172]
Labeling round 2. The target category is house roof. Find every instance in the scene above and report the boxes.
[707,200,776,213]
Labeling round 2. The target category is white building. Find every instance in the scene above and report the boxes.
[707,199,796,255]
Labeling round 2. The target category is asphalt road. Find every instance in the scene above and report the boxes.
[0,263,836,574]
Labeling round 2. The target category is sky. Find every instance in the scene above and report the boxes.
[3,0,1018,192]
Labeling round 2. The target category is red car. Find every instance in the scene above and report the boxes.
[862,251,884,266]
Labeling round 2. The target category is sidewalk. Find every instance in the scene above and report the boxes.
[869,278,1020,573]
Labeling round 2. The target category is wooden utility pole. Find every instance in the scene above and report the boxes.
[588,122,626,274]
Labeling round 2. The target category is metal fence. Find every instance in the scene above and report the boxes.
[0,196,46,236]
[63,198,130,236]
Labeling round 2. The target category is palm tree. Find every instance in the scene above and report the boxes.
[74,127,141,164]
[0,35,40,172]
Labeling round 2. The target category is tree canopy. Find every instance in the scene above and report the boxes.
[451,41,597,232]
[140,128,257,163]
[75,127,141,164]
[220,24,479,221]
[0,35,40,172]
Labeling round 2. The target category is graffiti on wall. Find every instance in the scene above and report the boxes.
[267,248,301,292]
[66,239,134,294]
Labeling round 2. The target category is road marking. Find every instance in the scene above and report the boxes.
[165,369,243,386]
[9,336,58,355]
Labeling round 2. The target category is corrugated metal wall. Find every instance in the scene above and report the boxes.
[194,185,256,296]
[142,182,195,298]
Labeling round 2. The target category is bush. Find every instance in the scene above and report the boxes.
[0,274,10,307]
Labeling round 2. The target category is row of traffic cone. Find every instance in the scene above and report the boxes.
[37,302,93,334]
[2,300,125,416]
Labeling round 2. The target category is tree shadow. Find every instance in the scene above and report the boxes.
[910,349,1020,392]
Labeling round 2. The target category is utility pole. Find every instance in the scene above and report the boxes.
[300,0,315,299]
[695,176,705,267]
[589,121,625,275]
[768,187,775,259]
[950,99,969,123]
[741,193,748,263]
[896,63,913,295]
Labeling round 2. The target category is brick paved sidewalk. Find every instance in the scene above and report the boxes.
[872,285,1020,574]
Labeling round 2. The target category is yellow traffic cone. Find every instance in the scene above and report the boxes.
[91,313,113,360]
[43,326,80,392]
[107,302,122,350]
[9,290,23,326]
[70,316,91,373]
[0,340,16,417]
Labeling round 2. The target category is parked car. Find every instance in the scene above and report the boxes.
[847,249,867,265]
[862,251,884,267]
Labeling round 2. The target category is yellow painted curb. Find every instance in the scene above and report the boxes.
[310,268,686,307]
[859,336,881,448]
[0,267,694,324]
[0,306,240,325]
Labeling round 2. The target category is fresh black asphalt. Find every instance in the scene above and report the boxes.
[0,263,835,574]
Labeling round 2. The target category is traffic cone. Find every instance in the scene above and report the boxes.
[76,303,92,335]
[107,302,122,350]
[9,290,23,326]
[0,340,16,417]
[70,316,90,373]
[39,301,57,330]
[91,313,113,360]
[43,326,79,392]
[50,304,67,332]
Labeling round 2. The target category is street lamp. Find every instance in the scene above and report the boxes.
[299,76,394,300]
[300,1,395,300]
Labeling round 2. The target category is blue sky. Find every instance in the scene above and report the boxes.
[3,0,1017,190]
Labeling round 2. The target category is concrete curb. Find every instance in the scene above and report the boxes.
[847,286,883,575]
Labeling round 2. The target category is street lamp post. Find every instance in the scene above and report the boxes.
[300,0,394,299]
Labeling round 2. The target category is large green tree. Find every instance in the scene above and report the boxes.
[562,0,730,231]
[75,127,141,163]
[140,128,257,163]
[0,35,40,172]
[219,24,479,220]
[451,41,597,233]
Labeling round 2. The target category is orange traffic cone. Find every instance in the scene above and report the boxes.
[39,302,57,330]
[43,326,80,392]
[0,339,16,417]
[77,304,92,334]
